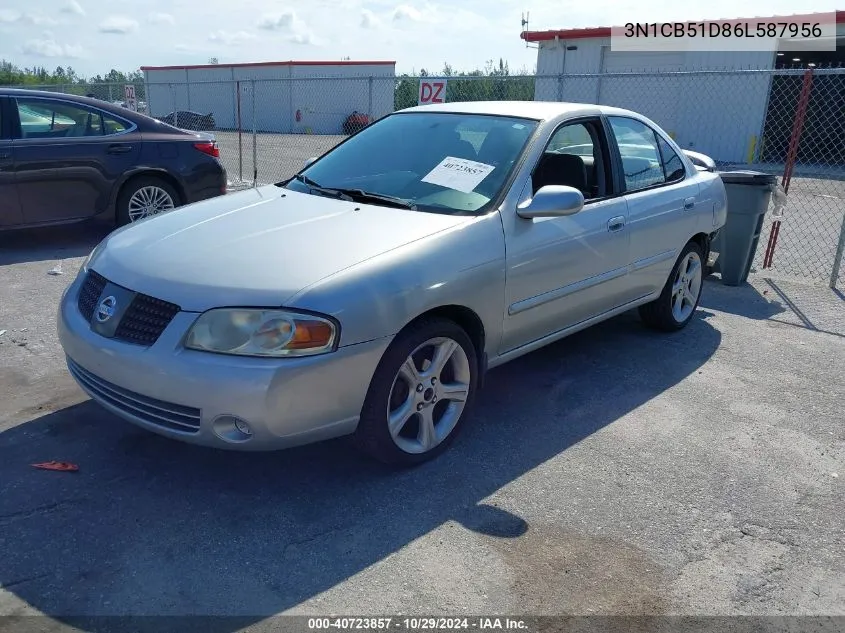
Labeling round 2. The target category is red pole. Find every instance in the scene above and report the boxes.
[236,80,243,183]
[763,68,814,269]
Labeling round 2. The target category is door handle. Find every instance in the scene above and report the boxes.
[607,216,626,232]
[684,196,696,210]
[0,152,10,159]
[107,144,132,154]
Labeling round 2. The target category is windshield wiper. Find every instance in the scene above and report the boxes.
[286,175,415,209]
[329,188,417,210]
[288,173,353,201]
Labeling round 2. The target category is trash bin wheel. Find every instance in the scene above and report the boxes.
[639,240,705,332]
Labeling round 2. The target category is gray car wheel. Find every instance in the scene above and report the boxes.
[354,317,478,466]
[639,240,705,332]
[116,176,180,227]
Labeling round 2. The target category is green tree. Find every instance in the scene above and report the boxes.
[0,60,144,88]
[394,60,535,110]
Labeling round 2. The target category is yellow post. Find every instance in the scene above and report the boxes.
[746,135,758,164]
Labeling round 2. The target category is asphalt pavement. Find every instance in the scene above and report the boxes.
[0,222,843,629]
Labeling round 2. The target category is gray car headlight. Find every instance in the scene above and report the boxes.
[184,308,338,357]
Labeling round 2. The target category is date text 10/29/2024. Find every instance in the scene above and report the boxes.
[308,618,528,631]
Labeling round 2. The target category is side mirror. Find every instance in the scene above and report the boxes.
[683,149,716,172]
[517,185,585,219]
[304,156,318,168]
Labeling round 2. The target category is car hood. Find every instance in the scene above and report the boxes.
[88,185,470,312]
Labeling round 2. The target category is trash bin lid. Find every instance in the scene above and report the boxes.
[718,170,779,186]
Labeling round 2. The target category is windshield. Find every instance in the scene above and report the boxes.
[282,112,539,215]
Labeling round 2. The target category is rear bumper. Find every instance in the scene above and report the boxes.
[185,163,227,203]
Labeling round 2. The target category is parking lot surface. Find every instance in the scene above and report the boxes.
[1,222,843,627]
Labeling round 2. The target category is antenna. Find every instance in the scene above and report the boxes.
[521,11,538,48]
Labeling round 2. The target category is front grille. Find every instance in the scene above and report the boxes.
[114,294,181,346]
[78,270,107,321]
[67,358,201,434]
[77,270,180,346]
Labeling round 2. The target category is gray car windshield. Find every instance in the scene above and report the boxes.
[282,112,538,214]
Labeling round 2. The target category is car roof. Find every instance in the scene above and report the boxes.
[1,87,101,101]
[397,100,642,122]
[0,87,141,116]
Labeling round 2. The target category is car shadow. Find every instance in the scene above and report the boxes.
[0,310,722,630]
[700,274,845,338]
[698,274,788,321]
[0,221,111,267]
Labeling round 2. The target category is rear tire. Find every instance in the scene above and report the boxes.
[639,241,705,332]
[353,317,479,467]
[116,176,180,227]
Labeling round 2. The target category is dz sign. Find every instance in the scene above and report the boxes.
[123,84,137,112]
[418,79,447,105]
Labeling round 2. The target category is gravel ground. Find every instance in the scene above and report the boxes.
[0,221,843,630]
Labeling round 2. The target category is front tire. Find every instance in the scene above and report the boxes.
[639,241,705,332]
[353,317,479,466]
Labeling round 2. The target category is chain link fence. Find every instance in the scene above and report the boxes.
[12,69,845,288]
[533,67,845,289]
[19,81,149,114]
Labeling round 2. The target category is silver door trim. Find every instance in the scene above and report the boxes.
[507,265,629,316]
[492,291,658,368]
[630,248,678,272]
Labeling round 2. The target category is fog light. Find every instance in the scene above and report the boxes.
[212,415,254,443]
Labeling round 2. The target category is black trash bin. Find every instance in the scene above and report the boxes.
[711,171,779,286]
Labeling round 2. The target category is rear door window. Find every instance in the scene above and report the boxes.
[607,116,668,192]
[15,98,131,139]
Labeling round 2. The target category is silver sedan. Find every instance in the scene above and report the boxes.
[58,101,727,466]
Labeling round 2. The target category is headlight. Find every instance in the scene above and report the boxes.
[184,308,338,357]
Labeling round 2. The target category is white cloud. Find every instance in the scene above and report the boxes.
[60,0,86,16]
[208,30,256,45]
[0,10,59,26]
[25,14,59,26]
[99,16,138,34]
[22,37,83,58]
[256,10,317,45]
[392,5,424,21]
[257,11,296,31]
[148,12,175,26]
[289,32,317,45]
[361,9,381,29]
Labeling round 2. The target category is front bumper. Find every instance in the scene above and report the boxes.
[57,270,391,451]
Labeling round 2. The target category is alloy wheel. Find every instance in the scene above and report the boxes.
[386,336,471,454]
[671,250,703,322]
[128,186,175,222]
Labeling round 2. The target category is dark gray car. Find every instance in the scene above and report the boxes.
[0,88,227,230]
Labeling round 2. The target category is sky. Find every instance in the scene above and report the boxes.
[0,0,839,77]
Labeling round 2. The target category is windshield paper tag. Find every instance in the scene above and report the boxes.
[422,157,495,194]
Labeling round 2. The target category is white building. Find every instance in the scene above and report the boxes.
[522,11,845,164]
[141,60,396,134]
